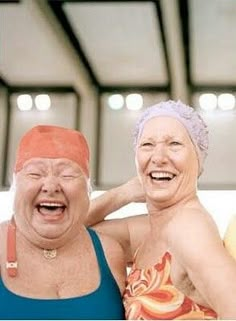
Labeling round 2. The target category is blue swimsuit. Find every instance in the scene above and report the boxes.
[0,228,125,319]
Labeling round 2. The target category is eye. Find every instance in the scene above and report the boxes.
[62,175,75,179]
[170,141,181,146]
[60,172,78,180]
[140,141,153,147]
[28,172,42,179]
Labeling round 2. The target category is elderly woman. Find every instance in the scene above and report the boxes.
[0,125,126,319]
[88,100,236,319]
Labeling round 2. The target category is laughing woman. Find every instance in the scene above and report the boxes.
[0,125,125,320]
[88,100,236,319]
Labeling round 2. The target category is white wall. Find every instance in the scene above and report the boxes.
[194,97,236,189]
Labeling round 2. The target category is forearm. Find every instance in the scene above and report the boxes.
[86,186,133,226]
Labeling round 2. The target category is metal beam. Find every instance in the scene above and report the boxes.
[48,0,100,88]
[0,75,9,88]
[100,85,169,94]
[9,85,76,93]
[160,0,189,103]
[192,84,236,93]
[178,0,191,86]
[153,1,171,95]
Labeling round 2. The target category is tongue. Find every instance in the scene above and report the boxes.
[39,206,64,216]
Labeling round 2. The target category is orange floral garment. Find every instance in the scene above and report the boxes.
[124,252,217,320]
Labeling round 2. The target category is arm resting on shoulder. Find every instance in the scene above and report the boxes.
[86,177,145,226]
[85,177,148,265]
[92,214,149,265]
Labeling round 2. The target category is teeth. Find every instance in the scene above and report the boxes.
[150,172,174,179]
[39,202,64,207]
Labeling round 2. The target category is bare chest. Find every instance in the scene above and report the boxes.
[1,246,100,299]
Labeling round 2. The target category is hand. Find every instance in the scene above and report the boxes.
[122,176,146,203]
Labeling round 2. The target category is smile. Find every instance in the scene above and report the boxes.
[149,171,176,181]
[36,202,66,215]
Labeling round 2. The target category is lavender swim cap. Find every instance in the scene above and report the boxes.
[134,100,209,174]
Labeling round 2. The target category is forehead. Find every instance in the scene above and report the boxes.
[140,116,190,139]
[22,157,82,171]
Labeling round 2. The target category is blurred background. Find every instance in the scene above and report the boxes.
[1,0,236,231]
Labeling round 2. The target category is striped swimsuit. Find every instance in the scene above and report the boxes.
[124,252,217,319]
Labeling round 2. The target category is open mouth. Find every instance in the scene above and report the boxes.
[36,202,66,216]
[149,171,176,182]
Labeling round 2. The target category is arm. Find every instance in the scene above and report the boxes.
[170,210,236,319]
[86,177,149,265]
[224,215,236,259]
[86,176,146,226]
[92,214,149,265]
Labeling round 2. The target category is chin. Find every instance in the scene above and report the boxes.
[34,224,69,240]
[147,189,176,203]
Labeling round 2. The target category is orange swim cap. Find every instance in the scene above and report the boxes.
[14,125,89,176]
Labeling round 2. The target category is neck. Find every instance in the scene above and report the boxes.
[13,215,87,251]
[17,224,87,253]
[147,192,199,228]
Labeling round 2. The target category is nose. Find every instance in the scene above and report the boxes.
[41,175,61,194]
[151,144,168,165]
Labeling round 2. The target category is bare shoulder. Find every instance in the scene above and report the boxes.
[126,214,150,255]
[92,214,149,262]
[0,221,8,272]
[93,229,126,293]
[168,207,221,260]
[0,221,8,244]
[95,229,125,257]
[169,206,219,238]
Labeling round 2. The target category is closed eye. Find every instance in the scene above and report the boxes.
[140,142,153,147]
[28,173,42,179]
[170,141,181,146]
[61,174,77,180]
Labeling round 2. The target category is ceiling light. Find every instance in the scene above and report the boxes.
[108,94,124,110]
[17,94,33,111]
[126,93,143,111]
[199,93,217,111]
[35,94,51,111]
[218,93,235,111]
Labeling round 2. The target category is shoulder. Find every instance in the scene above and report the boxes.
[169,206,219,238]
[224,215,236,260]
[0,221,8,243]
[90,228,125,269]
[0,221,8,271]
[92,214,150,261]
[168,207,221,262]
[95,229,125,256]
[93,229,126,293]
[126,214,150,255]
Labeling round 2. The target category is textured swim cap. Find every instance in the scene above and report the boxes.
[134,100,209,174]
[14,125,89,176]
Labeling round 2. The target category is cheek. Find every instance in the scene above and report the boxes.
[135,151,148,171]
[69,181,89,203]
[180,151,199,176]
[15,180,40,206]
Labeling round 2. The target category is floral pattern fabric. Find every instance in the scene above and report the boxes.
[124,252,217,320]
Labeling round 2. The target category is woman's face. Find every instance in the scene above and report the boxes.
[135,116,199,207]
[14,158,89,245]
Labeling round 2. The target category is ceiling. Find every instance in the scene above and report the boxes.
[1,0,236,190]
[1,0,236,101]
